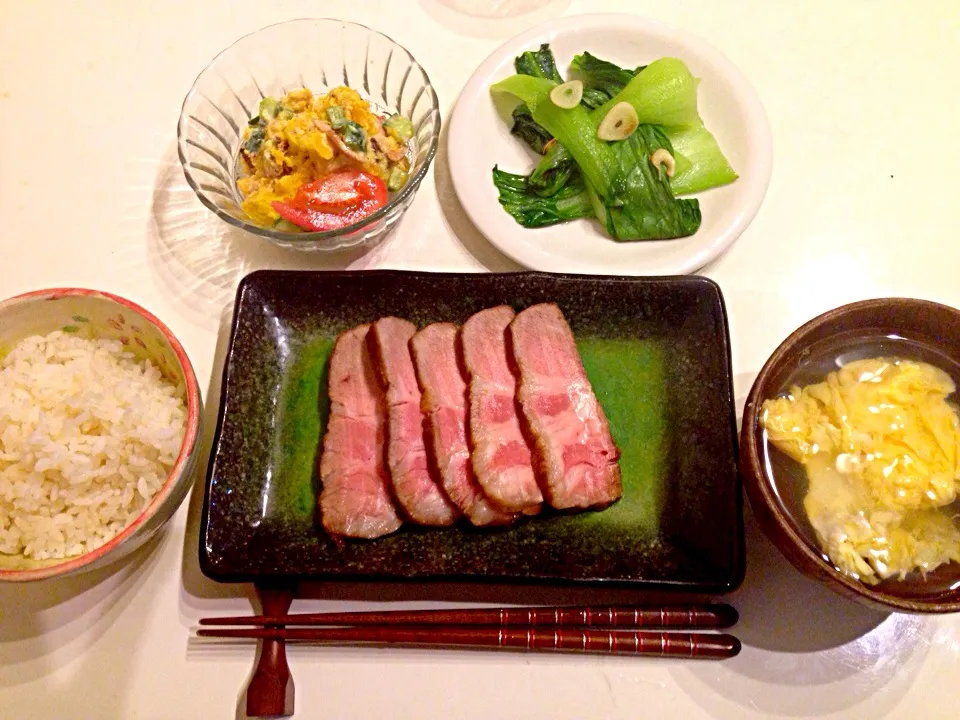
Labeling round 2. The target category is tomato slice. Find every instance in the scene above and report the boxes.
[273,170,388,231]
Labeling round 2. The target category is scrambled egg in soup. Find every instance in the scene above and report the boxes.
[237,87,413,227]
[762,358,960,584]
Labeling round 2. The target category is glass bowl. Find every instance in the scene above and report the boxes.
[177,19,441,251]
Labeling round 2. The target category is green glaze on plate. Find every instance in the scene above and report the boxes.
[577,337,667,534]
[273,337,333,521]
[201,271,743,589]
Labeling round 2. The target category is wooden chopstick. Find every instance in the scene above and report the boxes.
[196,625,741,659]
[199,603,738,629]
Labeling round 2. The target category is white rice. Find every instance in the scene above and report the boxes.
[0,331,187,561]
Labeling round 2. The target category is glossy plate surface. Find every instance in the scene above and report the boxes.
[448,13,773,275]
[201,270,743,589]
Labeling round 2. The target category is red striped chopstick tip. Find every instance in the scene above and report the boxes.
[195,625,741,659]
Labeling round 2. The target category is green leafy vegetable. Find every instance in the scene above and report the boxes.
[574,55,736,193]
[328,107,369,151]
[524,55,636,192]
[580,88,612,110]
[492,74,622,200]
[243,127,265,154]
[601,125,701,240]
[384,114,414,143]
[668,123,739,195]
[490,46,730,241]
[529,141,577,196]
[326,105,347,129]
[571,52,645,97]
[339,120,367,151]
[387,166,408,192]
[492,75,700,240]
[591,58,700,128]
[508,44,564,153]
[514,43,563,82]
[493,167,594,228]
[273,218,302,233]
[258,97,280,122]
[510,103,554,154]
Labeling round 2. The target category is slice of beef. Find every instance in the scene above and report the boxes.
[411,323,517,527]
[318,324,402,539]
[370,317,459,526]
[509,303,622,509]
[460,306,543,514]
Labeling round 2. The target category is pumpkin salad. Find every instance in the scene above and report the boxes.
[237,87,415,232]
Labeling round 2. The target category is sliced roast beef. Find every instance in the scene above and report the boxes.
[318,324,402,539]
[509,303,621,509]
[370,317,459,526]
[460,306,543,514]
[411,323,517,527]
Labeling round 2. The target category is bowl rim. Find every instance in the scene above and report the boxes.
[176,17,441,247]
[740,296,960,613]
[0,288,202,582]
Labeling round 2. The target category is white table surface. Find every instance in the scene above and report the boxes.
[2,1,960,718]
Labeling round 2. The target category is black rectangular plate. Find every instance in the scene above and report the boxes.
[200,270,744,590]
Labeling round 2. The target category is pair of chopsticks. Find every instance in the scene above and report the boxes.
[198,604,741,659]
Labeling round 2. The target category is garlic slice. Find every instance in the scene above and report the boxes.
[597,102,639,141]
[650,148,676,178]
[549,80,584,109]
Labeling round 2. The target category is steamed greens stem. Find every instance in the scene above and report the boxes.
[590,58,701,128]
[491,74,621,200]
[509,44,562,155]
[667,123,739,195]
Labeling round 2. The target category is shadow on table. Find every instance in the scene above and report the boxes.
[0,528,167,705]
[177,302,254,610]
[670,503,931,718]
[730,504,890,654]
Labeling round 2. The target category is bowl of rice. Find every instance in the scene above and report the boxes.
[0,288,202,581]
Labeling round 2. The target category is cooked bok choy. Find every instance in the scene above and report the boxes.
[490,44,738,242]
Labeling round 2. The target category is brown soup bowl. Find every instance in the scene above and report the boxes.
[740,297,960,613]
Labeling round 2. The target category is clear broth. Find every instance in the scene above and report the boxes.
[761,330,960,596]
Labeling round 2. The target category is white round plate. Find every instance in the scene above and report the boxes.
[448,14,773,275]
